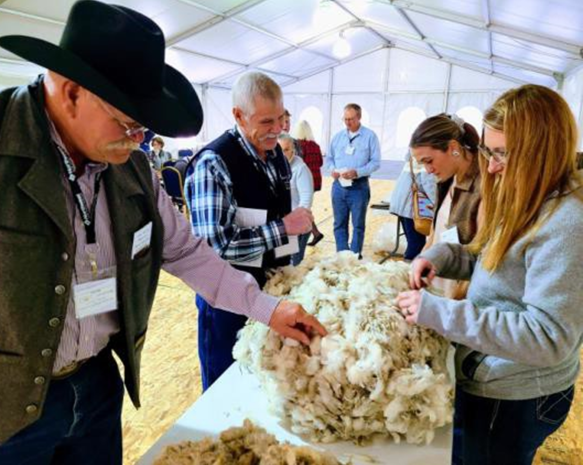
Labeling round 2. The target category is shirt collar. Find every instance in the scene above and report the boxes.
[45,111,108,175]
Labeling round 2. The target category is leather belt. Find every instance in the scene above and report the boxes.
[52,359,88,380]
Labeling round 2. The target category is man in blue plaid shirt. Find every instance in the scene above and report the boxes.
[185,72,313,390]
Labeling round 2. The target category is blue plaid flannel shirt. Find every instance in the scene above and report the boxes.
[185,128,288,263]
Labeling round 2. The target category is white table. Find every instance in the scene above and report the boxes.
[138,362,452,464]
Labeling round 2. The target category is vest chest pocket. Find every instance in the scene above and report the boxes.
[0,228,48,246]
[0,349,24,365]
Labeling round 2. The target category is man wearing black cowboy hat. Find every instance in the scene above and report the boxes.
[0,1,326,463]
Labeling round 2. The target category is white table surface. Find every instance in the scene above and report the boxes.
[138,362,452,465]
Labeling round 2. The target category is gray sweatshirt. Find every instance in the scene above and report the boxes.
[418,188,583,400]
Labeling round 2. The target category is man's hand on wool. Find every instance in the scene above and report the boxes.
[269,301,327,344]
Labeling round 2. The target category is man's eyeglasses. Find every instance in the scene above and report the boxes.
[97,98,147,140]
[478,144,507,164]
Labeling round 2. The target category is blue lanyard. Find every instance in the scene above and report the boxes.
[348,133,360,145]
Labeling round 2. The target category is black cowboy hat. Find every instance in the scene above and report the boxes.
[0,0,203,138]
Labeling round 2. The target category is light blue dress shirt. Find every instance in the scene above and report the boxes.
[328,125,381,178]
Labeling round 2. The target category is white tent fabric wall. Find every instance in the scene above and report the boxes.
[280,47,515,163]
[1,0,583,155]
[562,67,583,149]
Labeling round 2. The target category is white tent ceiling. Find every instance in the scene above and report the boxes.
[1,0,582,90]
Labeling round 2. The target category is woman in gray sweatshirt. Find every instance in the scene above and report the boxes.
[397,84,583,465]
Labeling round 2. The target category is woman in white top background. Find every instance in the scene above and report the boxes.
[278,133,314,265]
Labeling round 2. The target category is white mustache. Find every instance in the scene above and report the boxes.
[105,140,140,151]
[259,133,279,142]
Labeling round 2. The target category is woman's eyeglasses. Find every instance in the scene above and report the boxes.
[478,144,507,164]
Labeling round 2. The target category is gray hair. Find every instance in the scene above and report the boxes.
[232,71,282,115]
[291,120,315,141]
[277,132,296,154]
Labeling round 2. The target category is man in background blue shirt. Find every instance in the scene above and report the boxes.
[328,103,381,257]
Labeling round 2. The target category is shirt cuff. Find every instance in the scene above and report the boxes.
[261,219,288,250]
[416,290,451,334]
[418,246,449,274]
[249,293,281,325]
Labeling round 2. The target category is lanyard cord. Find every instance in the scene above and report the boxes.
[348,133,360,144]
[55,144,102,244]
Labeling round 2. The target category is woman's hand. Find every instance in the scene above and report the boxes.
[410,257,437,290]
[396,290,422,324]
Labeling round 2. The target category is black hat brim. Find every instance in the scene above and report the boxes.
[0,35,203,138]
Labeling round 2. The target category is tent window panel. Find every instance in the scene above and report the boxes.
[298,106,324,144]
[396,107,426,148]
[456,106,483,135]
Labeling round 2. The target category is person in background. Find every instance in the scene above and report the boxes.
[409,113,481,298]
[389,151,436,260]
[149,135,172,171]
[292,120,325,247]
[397,84,583,465]
[0,2,325,463]
[328,103,381,258]
[186,72,314,391]
[278,133,314,265]
[283,108,303,163]
[283,108,292,133]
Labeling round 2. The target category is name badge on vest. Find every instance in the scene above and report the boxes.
[74,243,118,319]
[74,278,117,319]
[345,145,355,155]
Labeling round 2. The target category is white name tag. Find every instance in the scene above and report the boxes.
[131,222,152,259]
[274,235,300,258]
[74,277,117,319]
[441,226,460,244]
[345,145,355,155]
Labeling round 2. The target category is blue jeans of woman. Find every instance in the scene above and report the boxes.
[332,178,370,255]
[0,349,123,465]
[452,384,574,465]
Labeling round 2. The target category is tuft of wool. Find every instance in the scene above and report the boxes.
[153,419,341,465]
[372,222,406,254]
[234,252,453,445]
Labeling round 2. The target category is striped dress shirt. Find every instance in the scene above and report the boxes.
[49,125,279,373]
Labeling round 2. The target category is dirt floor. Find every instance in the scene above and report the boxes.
[121,177,583,465]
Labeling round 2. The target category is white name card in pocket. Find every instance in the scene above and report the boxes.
[441,226,460,244]
[231,207,268,268]
[274,235,299,258]
[131,222,152,259]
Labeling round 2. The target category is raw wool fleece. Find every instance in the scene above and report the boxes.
[371,222,404,255]
[234,252,453,445]
[153,419,340,465]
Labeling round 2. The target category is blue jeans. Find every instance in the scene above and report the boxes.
[332,178,370,255]
[0,349,123,465]
[400,217,427,260]
[196,294,248,391]
[452,385,574,465]
[292,233,310,266]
